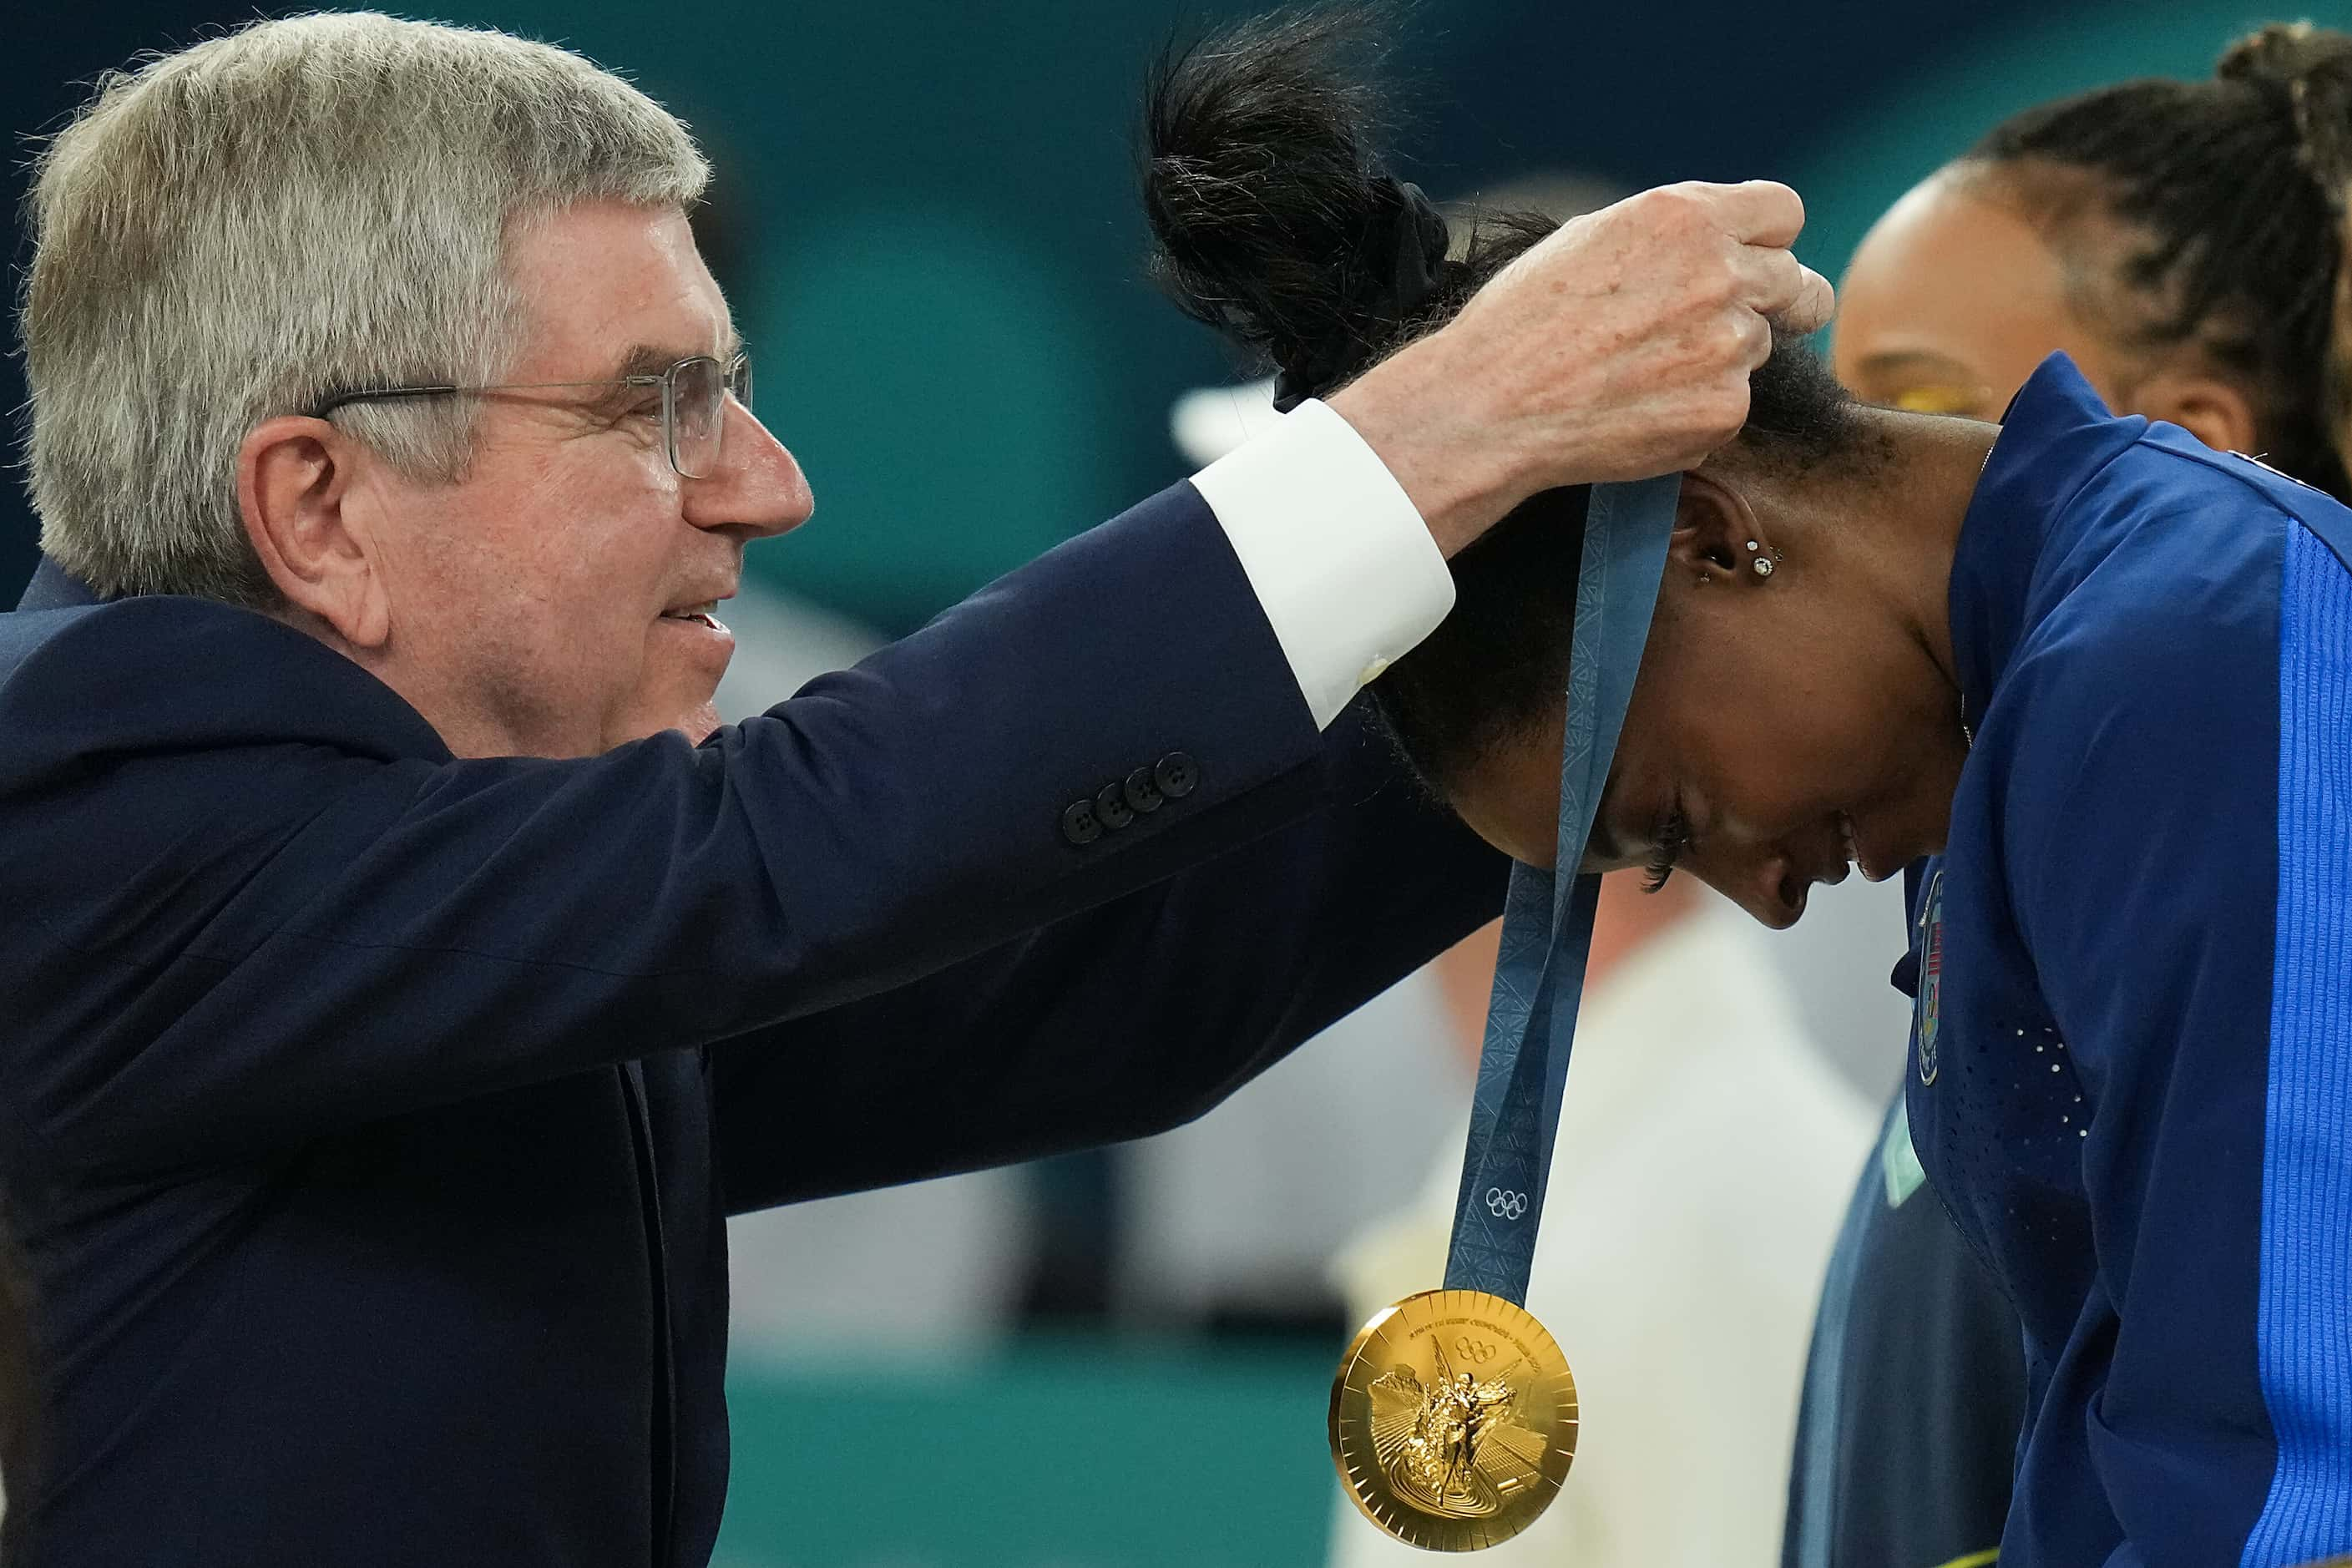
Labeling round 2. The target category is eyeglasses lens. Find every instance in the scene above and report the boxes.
[670,357,724,479]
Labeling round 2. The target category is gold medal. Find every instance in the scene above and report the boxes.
[1328,1288,1577,1551]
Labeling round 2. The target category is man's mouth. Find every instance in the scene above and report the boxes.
[659,601,729,632]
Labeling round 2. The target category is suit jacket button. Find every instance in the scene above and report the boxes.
[1153,751,1199,799]
[1094,781,1136,831]
[1123,766,1165,815]
[1061,800,1103,845]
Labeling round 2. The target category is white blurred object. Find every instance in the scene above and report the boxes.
[1171,376,1284,468]
[715,581,1033,1356]
[725,1170,1034,1358]
[1328,898,1875,1568]
[1768,874,1913,1100]
[711,581,894,721]
[1118,968,1462,1322]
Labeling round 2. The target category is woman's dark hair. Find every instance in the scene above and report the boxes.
[1962,22,2352,503]
[1142,5,1862,791]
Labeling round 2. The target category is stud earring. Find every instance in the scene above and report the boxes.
[1752,547,1783,579]
[1744,540,1760,552]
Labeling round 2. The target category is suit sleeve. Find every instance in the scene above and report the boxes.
[706,700,1506,1210]
[0,483,1466,1176]
[2000,524,2352,1562]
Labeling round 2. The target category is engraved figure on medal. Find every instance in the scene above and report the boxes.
[1367,1344,1546,1519]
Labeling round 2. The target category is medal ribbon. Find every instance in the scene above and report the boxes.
[1444,475,1682,1302]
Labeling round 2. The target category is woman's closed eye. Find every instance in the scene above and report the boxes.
[1643,792,1692,893]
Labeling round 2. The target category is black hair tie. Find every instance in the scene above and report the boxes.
[1272,178,1453,412]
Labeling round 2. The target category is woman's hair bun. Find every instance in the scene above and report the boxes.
[1141,5,1424,392]
[2219,21,2352,202]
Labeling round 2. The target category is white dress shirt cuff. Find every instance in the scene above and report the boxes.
[1188,399,1456,731]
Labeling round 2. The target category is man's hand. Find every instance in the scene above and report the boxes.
[1328,180,1834,556]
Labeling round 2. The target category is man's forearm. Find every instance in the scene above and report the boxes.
[710,695,1509,1211]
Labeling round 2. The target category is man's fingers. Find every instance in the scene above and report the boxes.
[1692,179,1808,248]
[1781,262,1836,336]
[1732,245,1836,336]
[1697,179,1837,333]
[1711,306,1775,388]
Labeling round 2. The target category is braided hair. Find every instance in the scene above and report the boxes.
[1141,6,1863,789]
[1962,23,2352,501]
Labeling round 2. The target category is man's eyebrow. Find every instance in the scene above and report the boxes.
[609,344,681,382]
[607,330,746,382]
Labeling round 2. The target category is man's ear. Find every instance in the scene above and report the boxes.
[1666,468,1770,589]
[2132,370,2259,459]
[237,416,390,649]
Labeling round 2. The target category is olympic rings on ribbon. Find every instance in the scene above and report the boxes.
[1485,1187,1529,1220]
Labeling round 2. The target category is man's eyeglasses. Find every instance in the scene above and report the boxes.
[311,352,754,480]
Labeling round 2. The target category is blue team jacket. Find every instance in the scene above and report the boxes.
[1905,355,2352,1566]
[0,481,1505,1566]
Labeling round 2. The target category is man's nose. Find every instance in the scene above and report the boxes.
[685,398,814,539]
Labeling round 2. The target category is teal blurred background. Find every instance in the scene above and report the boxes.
[716,1338,1338,1568]
[5,2,2327,1562]
[14,0,2316,631]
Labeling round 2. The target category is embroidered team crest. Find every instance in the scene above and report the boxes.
[1915,868,1945,1086]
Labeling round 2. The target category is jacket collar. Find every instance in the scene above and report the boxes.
[4,560,455,769]
[1948,353,2146,720]
[15,555,101,613]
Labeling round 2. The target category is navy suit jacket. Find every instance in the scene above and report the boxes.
[0,483,1505,1565]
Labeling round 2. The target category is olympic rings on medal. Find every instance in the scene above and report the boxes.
[1485,1187,1529,1220]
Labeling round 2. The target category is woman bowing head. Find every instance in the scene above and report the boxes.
[1144,11,2352,1565]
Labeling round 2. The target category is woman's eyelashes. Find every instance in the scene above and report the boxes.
[1643,793,1692,893]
